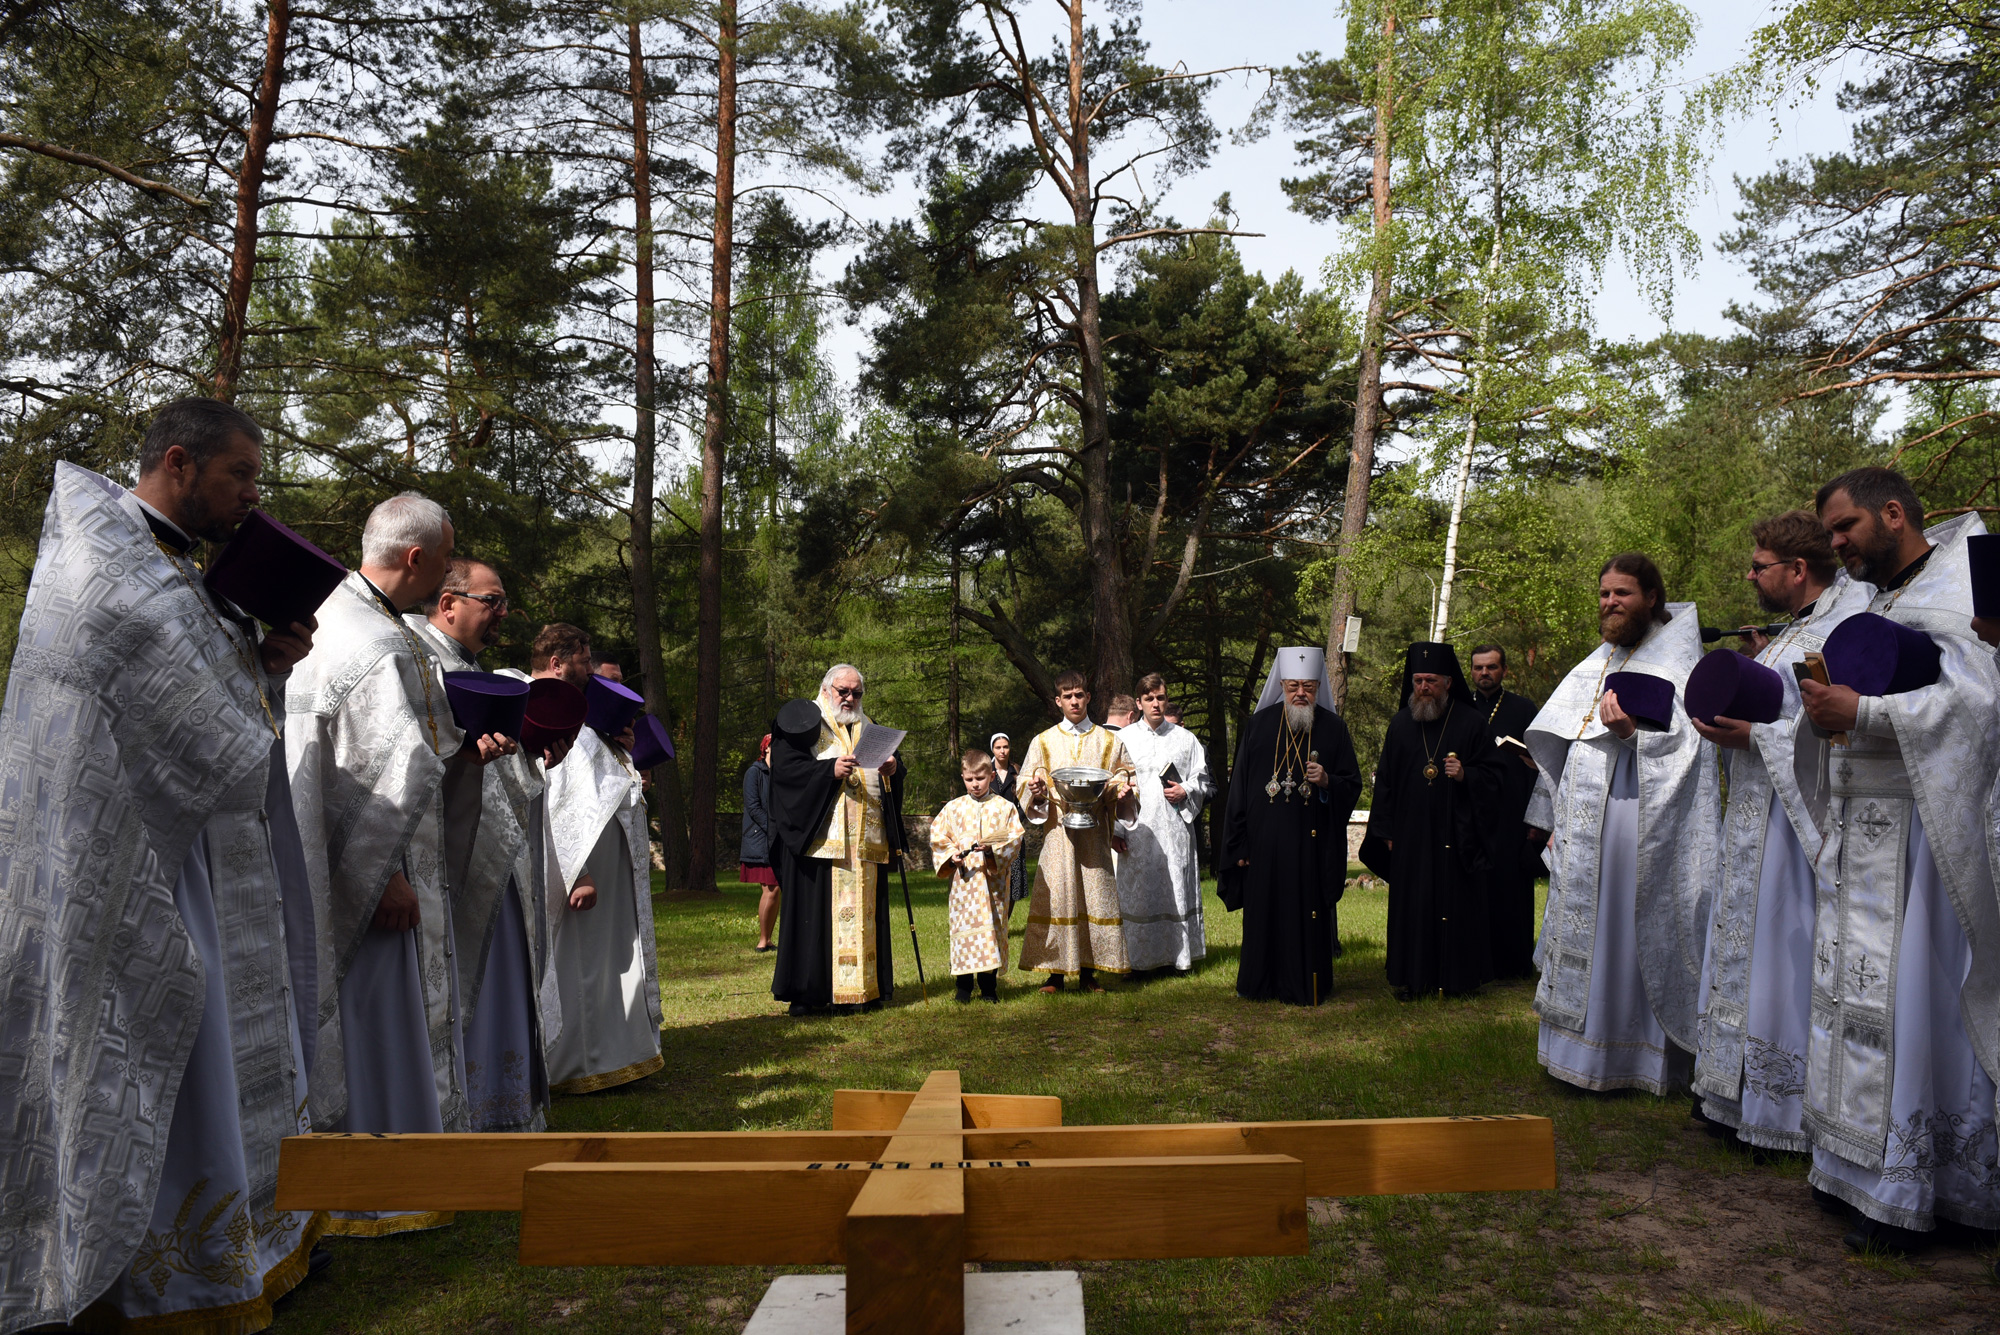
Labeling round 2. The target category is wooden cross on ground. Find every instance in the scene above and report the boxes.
[277,1071,1555,1333]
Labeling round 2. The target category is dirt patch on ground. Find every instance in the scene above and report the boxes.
[1578,1161,1999,1331]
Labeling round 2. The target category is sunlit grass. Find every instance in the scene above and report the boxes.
[269,869,1956,1333]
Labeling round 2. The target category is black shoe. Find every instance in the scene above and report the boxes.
[955,987,973,1004]
[1810,1185,1848,1216]
[1844,1215,1931,1256]
[981,992,999,1003]
[1691,1097,1733,1138]
[861,998,884,1012]
[788,1002,829,1018]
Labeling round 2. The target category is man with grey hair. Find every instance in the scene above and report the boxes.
[769,664,908,1015]
[287,491,495,1234]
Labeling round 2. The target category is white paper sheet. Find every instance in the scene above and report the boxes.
[849,723,906,771]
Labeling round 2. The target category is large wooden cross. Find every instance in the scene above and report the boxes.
[277,1071,1555,1333]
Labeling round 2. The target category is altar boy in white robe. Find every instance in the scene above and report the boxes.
[541,655,663,1092]
[0,402,323,1332]
[1690,512,1871,1152]
[1115,673,1211,973]
[289,492,500,1236]
[409,559,561,1132]
[1798,468,2000,1251]
[1525,553,1719,1096]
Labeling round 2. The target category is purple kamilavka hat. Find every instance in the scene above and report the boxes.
[586,673,646,735]
[520,678,587,757]
[202,508,347,629]
[1821,612,1941,697]
[442,671,530,740]
[630,714,675,770]
[1604,670,1674,732]
[1683,649,1784,726]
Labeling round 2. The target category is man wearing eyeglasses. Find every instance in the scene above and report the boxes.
[409,559,555,1136]
[1687,512,1870,1165]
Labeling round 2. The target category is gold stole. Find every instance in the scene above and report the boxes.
[806,709,886,1003]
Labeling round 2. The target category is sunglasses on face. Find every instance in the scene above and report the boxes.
[454,591,509,613]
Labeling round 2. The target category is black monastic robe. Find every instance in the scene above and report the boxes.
[1477,687,1542,978]
[1361,703,1508,996]
[1218,705,1362,1005]
[768,736,906,1008]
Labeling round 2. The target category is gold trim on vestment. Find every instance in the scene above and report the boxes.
[549,1051,664,1096]
[1026,963,1131,975]
[322,1210,455,1238]
[1026,913,1125,927]
[73,1211,329,1334]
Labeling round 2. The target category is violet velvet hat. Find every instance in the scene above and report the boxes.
[1683,649,1785,726]
[1821,611,1941,696]
[202,508,347,629]
[519,678,587,756]
[629,714,675,770]
[1969,533,2000,619]
[441,671,530,741]
[1604,670,1675,732]
[585,673,646,735]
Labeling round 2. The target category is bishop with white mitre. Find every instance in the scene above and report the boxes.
[1525,553,1718,1096]
[0,403,323,1332]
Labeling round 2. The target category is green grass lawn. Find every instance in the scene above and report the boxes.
[276,869,1999,1333]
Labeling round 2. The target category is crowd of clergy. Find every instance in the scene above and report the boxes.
[6,391,2000,1332]
[0,401,669,1333]
[1358,465,2000,1270]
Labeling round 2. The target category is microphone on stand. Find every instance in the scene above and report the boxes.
[1700,624,1789,644]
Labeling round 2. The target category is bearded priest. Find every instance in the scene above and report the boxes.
[770,664,907,1014]
[1217,647,1362,1005]
[1689,512,1871,1155]
[1524,553,1718,1096]
[1361,642,1508,998]
[1798,468,2000,1252]
[0,402,325,1332]
[408,559,561,1132]
[288,492,486,1237]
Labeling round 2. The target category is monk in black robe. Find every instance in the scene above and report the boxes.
[767,696,907,1014]
[1360,642,1508,997]
[1469,644,1542,978]
[1218,652,1362,1005]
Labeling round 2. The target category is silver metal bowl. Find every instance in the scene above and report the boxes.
[1050,765,1113,829]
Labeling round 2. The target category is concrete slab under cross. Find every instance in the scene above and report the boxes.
[276,1070,1557,1334]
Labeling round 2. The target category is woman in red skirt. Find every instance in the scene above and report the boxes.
[740,733,779,949]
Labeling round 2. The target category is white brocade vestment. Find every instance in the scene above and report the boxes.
[1694,572,1873,1150]
[287,573,466,1235]
[544,726,662,1093]
[0,464,321,1333]
[1114,720,1211,972]
[930,793,1025,975]
[1525,604,1720,1095]
[1805,515,2000,1231]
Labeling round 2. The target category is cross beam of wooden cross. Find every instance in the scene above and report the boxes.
[277,1072,1556,1334]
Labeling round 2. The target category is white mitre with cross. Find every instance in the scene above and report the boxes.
[1255,645,1339,712]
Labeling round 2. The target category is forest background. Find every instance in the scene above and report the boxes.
[0,0,1991,883]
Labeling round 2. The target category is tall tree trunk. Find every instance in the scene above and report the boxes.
[690,2,737,892]
[1324,3,1397,709]
[948,548,962,759]
[1065,0,1129,706]
[763,340,779,723]
[212,0,290,401]
[1201,579,1230,866]
[626,14,689,886]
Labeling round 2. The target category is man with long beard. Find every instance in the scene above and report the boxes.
[769,664,907,1014]
[1525,554,1717,1095]
[1690,512,1870,1156]
[1796,468,2000,1252]
[1362,643,1507,998]
[1218,648,1362,1005]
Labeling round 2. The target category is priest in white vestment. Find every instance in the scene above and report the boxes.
[1526,553,1719,1095]
[0,402,323,1333]
[409,559,562,1132]
[287,492,473,1236]
[1798,469,2000,1248]
[541,649,663,1092]
[1691,514,1872,1152]
[1114,673,1211,973]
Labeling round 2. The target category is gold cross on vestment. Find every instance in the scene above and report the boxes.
[276,1071,1556,1334]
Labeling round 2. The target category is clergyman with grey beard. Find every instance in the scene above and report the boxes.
[1360,642,1508,998]
[1217,646,1362,1006]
